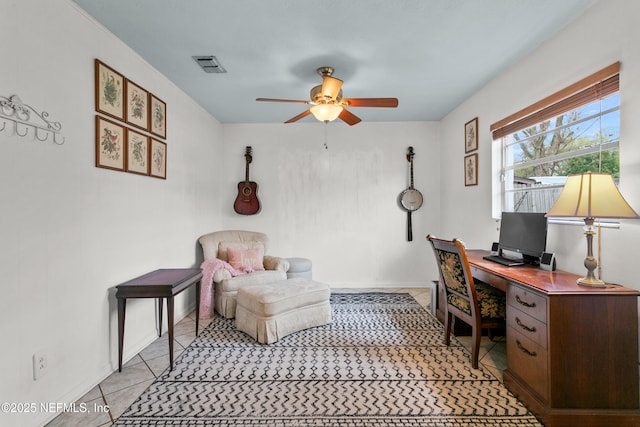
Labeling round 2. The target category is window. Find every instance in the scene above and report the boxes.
[491,63,620,216]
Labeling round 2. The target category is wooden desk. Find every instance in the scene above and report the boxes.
[465,250,639,426]
[116,268,202,372]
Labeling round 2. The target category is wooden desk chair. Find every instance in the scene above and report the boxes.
[427,235,506,369]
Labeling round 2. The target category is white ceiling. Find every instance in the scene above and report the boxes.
[73,0,595,125]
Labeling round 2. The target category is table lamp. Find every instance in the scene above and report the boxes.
[546,171,639,287]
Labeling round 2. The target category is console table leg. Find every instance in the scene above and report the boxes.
[157,298,163,337]
[167,296,174,370]
[117,298,126,372]
[195,280,201,336]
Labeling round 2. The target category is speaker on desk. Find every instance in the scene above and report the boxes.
[540,252,556,271]
[490,242,499,256]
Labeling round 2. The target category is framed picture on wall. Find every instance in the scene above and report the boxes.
[464,153,478,186]
[150,138,167,179]
[95,59,124,120]
[125,79,149,130]
[95,116,125,171]
[465,117,478,153]
[149,93,166,139]
[126,128,149,175]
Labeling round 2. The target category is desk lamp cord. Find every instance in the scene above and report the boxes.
[597,222,601,281]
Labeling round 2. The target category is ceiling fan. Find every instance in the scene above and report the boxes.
[256,67,398,126]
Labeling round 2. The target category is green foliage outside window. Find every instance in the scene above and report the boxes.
[560,150,619,178]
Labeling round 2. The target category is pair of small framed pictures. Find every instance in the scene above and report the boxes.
[95,59,166,178]
[464,117,478,186]
[95,116,166,178]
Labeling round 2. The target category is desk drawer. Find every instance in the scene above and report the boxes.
[507,326,549,402]
[507,308,547,349]
[471,266,508,292]
[508,284,547,323]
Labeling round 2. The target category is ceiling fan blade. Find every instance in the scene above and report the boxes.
[342,98,399,108]
[284,109,312,124]
[321,76,343,99]
[256,98,310,104]
[338,108,362,126]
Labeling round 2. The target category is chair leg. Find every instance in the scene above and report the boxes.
[471,326,481,369]
[444,312,453,346]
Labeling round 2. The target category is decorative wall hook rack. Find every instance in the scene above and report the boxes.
[0,94,65,145]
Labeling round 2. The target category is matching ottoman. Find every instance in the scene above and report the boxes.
[286,257,312,279]
[235,278,331,344]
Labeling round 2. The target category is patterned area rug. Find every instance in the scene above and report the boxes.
[115,293,542,426]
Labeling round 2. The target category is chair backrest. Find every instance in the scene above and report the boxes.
[199,230,269,261]
[427,235,479,321]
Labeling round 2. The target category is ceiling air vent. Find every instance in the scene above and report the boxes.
[193,56,226,73]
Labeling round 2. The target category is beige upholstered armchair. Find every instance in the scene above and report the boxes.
[198,230,290,318]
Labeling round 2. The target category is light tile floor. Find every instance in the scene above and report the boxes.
[46,287,506,426]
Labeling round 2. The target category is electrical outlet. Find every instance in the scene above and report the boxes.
[33,351,47,380]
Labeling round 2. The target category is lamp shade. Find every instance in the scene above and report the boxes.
[546,172,639,219]
[310,104,343,122]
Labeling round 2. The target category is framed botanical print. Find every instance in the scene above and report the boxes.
[465,117,478,153]
[125,79,149,130]
[95,59,124,120]
[96,116,125,171]
[149,93,166,138]
[126,128,149,175]
[464,153,478,186]
[150,138,167,179]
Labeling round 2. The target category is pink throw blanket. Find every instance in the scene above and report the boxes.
[199,258,254,319]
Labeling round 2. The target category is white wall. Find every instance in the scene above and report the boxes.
[439,0,640,290]
[0,1,222,426]
[221,121,440,287]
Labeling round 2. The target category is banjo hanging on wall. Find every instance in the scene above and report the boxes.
[398,146,423,241]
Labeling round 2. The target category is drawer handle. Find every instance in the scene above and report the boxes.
[515,317,536,333]
[516,295,536,308]
[516,339,537,357]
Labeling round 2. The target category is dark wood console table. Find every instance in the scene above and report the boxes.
[116,268,202,372]
[464,250,639,426]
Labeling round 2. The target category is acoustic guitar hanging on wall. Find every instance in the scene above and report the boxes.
[234,146,261,215]
[398,146,423,241]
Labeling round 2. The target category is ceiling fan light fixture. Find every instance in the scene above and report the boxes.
[256,65,397,125]
[310,104,343,122]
